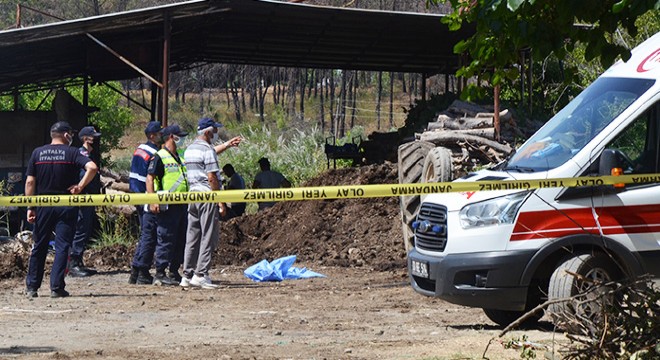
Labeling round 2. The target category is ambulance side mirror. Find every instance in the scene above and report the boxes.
[599,149,620,176]
[599,149,626,189]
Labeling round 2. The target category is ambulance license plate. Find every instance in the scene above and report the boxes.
[411,260,429,278]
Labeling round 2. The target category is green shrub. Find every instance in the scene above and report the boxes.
[216,124,327,188]
[92,207,136,248]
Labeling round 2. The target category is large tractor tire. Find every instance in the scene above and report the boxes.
[397,141,435,253]
[547,252,623,333]
[422,147,453,183]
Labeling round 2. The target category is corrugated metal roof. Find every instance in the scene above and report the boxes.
[0,0,473,94]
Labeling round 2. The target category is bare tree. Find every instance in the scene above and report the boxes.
[389,71,394,127]
[329,70,336,134]
[319,72,325,131]
[376,71,382,129]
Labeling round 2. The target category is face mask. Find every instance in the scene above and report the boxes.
[173,135,186,148]
[211,131,219,144]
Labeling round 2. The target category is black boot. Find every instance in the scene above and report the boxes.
[153,270,177,286]
[136,268,153,285]
[78,257,97,275]
[68,256,94,277]
[128,266,139,284]
[168,269,182,283]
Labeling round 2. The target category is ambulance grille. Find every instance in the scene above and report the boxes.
[414,203,448,252]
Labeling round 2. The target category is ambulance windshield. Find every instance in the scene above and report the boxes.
[503,77,655,172]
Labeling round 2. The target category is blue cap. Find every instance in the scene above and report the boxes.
[197,117,223,131]
[50,121,75,133]
[144,121,163,134]
[78,126,101,139]
[161,124,189,137]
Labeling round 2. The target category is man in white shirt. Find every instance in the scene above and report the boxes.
[181,117,240,289]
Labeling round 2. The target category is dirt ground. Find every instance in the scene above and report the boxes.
[0,163,567,359]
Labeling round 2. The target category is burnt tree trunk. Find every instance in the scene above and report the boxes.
[376,71,382,130]
[338,70,348,137]
[389,71,394,127]
[300,68,307,119]
[230,80,241,122]
[350,71,358,129]
[257,69,270,123]
[329,70,336,134]
[319,72,325,132]
[287,68,297,118]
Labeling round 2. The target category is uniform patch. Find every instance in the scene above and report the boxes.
[133,148,152,161]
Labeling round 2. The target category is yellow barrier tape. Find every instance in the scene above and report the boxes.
[1,174,658,207]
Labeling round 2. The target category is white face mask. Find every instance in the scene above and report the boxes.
[211,131,219,144]
[173,135,186,148]
[65,133,73,146]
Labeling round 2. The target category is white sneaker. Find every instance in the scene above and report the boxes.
[189,274,219,289]
[180,277,191,287]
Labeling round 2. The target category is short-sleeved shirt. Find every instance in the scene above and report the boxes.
[183,138,220,192]
[254,170,287,209]
[26,144,91,195]
[254,170,286,189]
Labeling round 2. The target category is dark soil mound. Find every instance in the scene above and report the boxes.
[215,162,406,270]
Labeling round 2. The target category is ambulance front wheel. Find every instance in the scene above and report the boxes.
[547,252,623,333]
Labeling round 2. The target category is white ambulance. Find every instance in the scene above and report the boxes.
[408,32,660,326]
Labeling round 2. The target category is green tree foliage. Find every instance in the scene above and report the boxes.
[497,10,660,122]
[0,81,133,165]
[430,0,660,101]
[67,83,133,163]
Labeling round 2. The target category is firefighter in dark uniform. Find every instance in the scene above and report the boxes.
[146,124,189,285]
[24,121,98,298]
[69,125,102,277]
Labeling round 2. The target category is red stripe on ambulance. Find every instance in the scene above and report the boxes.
[511,204,660,241]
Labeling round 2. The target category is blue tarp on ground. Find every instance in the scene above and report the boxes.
[244,255,326,282]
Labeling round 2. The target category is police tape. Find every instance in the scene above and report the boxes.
[1,173,659,208]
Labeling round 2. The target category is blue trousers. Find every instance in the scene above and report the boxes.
[71,206,95,258]
[155,204,187,273]
[131,206,158,269]
[26,206,77,292]
[131,204,187,272]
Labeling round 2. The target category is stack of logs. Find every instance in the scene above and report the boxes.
[99,169,136,215]
[416,100,516,174]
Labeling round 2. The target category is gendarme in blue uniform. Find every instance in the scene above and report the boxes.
[129,142,159,193]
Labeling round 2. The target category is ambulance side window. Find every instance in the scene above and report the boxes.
[607,103,659,174]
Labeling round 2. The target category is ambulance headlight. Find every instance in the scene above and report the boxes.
[459,191,530,229]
